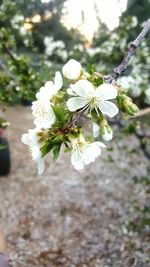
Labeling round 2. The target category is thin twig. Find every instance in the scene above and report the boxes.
[2,43,17,61]
[104,19,150,83]
[68,105,89,128]
[131,107,150,119]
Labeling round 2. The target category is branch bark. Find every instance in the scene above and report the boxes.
[104,19,150,83]
[131,107,150,119]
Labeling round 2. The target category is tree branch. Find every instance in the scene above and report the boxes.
[104,19,150,83]
[68,105,89,128]
[131,107,150,119]
[2,43,17,61]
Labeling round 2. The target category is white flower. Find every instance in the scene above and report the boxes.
[62,59,82,80]
[92,122,113,142]
[70,134,106,171]
[21,129,45,175]
[31,100,56,129]
[67,80,119,118]
[36,71,63,101]
[32,71,63,129]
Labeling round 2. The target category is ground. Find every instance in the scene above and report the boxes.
[0,106,150,267]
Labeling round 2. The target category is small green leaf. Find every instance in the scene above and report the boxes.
[92,76,103,87]
[52,106,65,125]
[41,141,53,157]
[52,143,61,161]
[0,145,7,150]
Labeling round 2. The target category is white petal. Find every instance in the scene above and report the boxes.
[44,81,54,88]
[37,158,45,175]
[94,141,106,148]
[67,87,77,96]
[71,150,84,170]
[98,101,119,118]
[34,113,55,129]
[31,146,42,162]
[31,146,45,175]
[21,129,39,146]
[92,122,100,138]
[67,97,87,112]
[21,133,29,145]
[83,143,101,164]
[101,127,113,142]
[72,80,94,97]
[54,71,63,90]
[95,84,117,100]
[36,84,54,101]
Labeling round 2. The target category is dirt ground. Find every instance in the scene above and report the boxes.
[0,106,150,267]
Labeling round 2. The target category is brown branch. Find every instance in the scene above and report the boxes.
[104,19,150,83]
[68,106,89,128]
[131,107,150,119]
[2,43,17,61]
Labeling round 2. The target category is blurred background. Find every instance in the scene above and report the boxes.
[0,0,150,105]
[0,0,150,266]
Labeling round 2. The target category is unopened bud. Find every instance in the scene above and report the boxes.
[93,120,113,142]
[62,59,82,80]
[101,124,113,142]
[117,94,138,116]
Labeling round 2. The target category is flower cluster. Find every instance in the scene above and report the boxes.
[22,59,138,174]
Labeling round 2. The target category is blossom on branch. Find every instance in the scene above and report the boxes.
[21,129,45,175]
[21,56,139,174]
[92,122,113,142]
[70,133,106,171]
[32,100,56,129]
[31,71,63,129]
[67,80,119,118]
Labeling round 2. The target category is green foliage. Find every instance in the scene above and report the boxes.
[41,133,64,159]
[122,122,137,135]
[52,143,61,161]
[0,0,86,109]
[52,105,65,126]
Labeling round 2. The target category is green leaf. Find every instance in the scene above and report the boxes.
[86,65,96,75]
[41,136,64,158]
[52,106,65,125]
[41,141,53,157]
[0,144,7,150]
[93,76,103,87]
[52,143,61,161]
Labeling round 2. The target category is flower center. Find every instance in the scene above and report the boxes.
[72,139,87,153]
[88,97,98,108]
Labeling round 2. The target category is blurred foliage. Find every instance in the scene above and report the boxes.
[0,0,85,109]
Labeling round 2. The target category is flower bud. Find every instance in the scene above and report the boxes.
[126,102,139,116]
[62,59,82,80]
[92,121,113,142]
[117,94,138,116]
[101,124,113,142]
